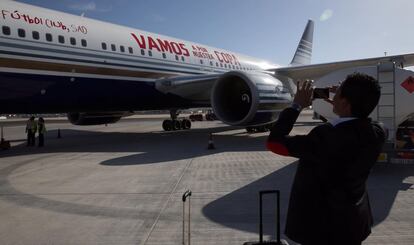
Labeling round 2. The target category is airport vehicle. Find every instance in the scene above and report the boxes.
[312,62,414,162]
[1,1,414,131]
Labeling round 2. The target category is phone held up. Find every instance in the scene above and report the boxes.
[313,88,329,99]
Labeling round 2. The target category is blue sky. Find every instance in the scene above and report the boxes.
[16,0,414,66]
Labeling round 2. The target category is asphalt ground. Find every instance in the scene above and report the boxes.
[0,110,413,244]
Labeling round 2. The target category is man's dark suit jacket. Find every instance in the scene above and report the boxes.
[267,108,386,244]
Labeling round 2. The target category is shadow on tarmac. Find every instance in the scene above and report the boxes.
[202,162,414,242]
[0,126,268,165]
[0,124,413,243]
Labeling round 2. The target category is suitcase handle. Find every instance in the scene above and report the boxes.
[259,190,281,244]
[182,190,192,202]
[182,190,192,245]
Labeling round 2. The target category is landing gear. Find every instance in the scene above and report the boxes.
[246,123,274,133]
[162,110,192,131]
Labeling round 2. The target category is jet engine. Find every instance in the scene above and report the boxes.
[211,71,292,126]
[67,112,128,125]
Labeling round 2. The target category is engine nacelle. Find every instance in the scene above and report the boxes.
[211,71,292,126]
[67,112,127,125]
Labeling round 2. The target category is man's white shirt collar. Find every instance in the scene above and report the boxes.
[329,117,357,127]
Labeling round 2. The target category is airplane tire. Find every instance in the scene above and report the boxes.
[162,120,173,131]
[246,127,255,133]
[172,120,181,130]
[181,119,191,129]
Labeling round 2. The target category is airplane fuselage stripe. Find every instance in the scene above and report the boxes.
[0,57,180,79]
[0,49,205,77]
[0,37,232,75]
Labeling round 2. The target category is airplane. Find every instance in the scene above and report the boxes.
[1,0,414,131]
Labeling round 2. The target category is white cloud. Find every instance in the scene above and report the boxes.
[69,2,112,12]
[320,9,333,22]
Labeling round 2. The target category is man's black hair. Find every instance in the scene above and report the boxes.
[340,73,381,118]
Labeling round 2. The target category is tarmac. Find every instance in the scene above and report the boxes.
[0,110,413,245]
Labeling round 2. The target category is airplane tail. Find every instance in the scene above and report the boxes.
[290,19,314,66]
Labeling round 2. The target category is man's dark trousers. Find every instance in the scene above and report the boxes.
[27,130,35,146]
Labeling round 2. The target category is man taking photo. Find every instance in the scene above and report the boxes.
[267,73,386,245]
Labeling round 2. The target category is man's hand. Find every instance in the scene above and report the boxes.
[293,80,313,108]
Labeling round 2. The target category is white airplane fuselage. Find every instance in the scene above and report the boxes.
[0,0,279,115]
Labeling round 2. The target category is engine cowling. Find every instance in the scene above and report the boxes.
[211,71,292,126]
[67,112,127,125]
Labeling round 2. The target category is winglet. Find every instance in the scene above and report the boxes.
[290,19,314,66]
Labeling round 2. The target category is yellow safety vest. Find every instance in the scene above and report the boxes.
[38,123,46,134]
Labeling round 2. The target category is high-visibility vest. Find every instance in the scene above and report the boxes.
[26,120,37,132]
[38,123,46,134]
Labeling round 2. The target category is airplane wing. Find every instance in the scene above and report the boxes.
[271,53,414,80]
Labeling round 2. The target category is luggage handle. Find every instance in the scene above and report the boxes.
[182,190,192,245]
[259,190,281,244]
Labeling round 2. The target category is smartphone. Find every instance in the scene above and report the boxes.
[313,88,329,99]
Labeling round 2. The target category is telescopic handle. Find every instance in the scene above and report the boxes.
[259,190,281,244]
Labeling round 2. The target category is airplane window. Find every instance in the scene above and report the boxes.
[120,45,125,53]
[224,64,227,68]
[220,63,223,67]
[141,49,145,55]
[181,56,185,62]
[210,61,213,66]
[2,26,10,35]
[102,42,107,50]
[32,31,39,40]
[200,60,203,64]
[216,62,219,67]
[58,35,65,44]
[18,28,25,38]
[45,33,52,42]
[175,55,179,61]
[111,44,116,51]
[148,50,152,56]
[162,53,166,59]
[232,65,235,69]
[128,47,133,54]
[81,39,87,47]
[70,37,76,45]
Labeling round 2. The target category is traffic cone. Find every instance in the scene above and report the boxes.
[207,133,215,150]
[57,128,61,139]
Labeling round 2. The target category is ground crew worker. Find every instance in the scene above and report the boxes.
[37,117,46,147]
[25,116,37,146]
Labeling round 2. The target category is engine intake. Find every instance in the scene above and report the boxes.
[211,71,292,126]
